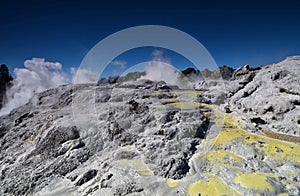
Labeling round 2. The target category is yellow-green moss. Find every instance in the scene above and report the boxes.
[187,177,240,196]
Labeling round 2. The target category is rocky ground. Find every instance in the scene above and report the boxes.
[0,56,299,195]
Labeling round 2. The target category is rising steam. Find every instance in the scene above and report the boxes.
[0,58,69,115]
[140,49,190,88]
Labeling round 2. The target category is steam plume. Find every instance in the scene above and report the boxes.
[0,58,69,115]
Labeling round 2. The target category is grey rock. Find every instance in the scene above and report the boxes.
[75,169,98,186]
[0,56,299,195]
[228,56,300,136]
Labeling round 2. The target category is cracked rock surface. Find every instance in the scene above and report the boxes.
[0,79,210,195]
[228,56,300,136]
[0,57,299,196]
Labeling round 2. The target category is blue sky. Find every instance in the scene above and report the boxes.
[1,0,300,78]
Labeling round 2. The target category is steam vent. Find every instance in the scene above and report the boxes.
[0,57,300,195]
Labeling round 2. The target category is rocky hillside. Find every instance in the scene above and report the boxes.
[0,57,299,196]
[228,56,300,137]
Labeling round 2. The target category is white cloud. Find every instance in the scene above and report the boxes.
[25,58,62,70]
[110,60,126,70]
[151,49,163,58]
[108,60,127,76]
[70,67,77,75]
[151,49,171,64]
[0,58,69,115]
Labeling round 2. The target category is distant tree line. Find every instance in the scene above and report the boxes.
[0,64,13,109]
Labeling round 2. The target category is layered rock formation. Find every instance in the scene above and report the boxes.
[0,57,299,196]
[228,56,300,137]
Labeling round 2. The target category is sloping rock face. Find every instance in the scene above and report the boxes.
[228,56,300,137]
[0,80,210,195]
[0,57,299,196]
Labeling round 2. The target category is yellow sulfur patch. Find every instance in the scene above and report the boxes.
[126,145,132,151]
[122,160,153,176]
[193,101,300,193]
[203,150,244,163]
[152,90,203,95]
[152,90,300,194]
[262,129,300,144]
[234,172,276,192]
[209,127,300,163]
[159,98,180,103]
[154,100,202,110]
[171,101,200,110]
[166,178,180,188]
[205,107,300,163]
[187,177,240,196]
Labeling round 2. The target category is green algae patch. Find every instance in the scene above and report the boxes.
[187,177,240,196]
[166,178,180,188]
[234,172,276,192]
